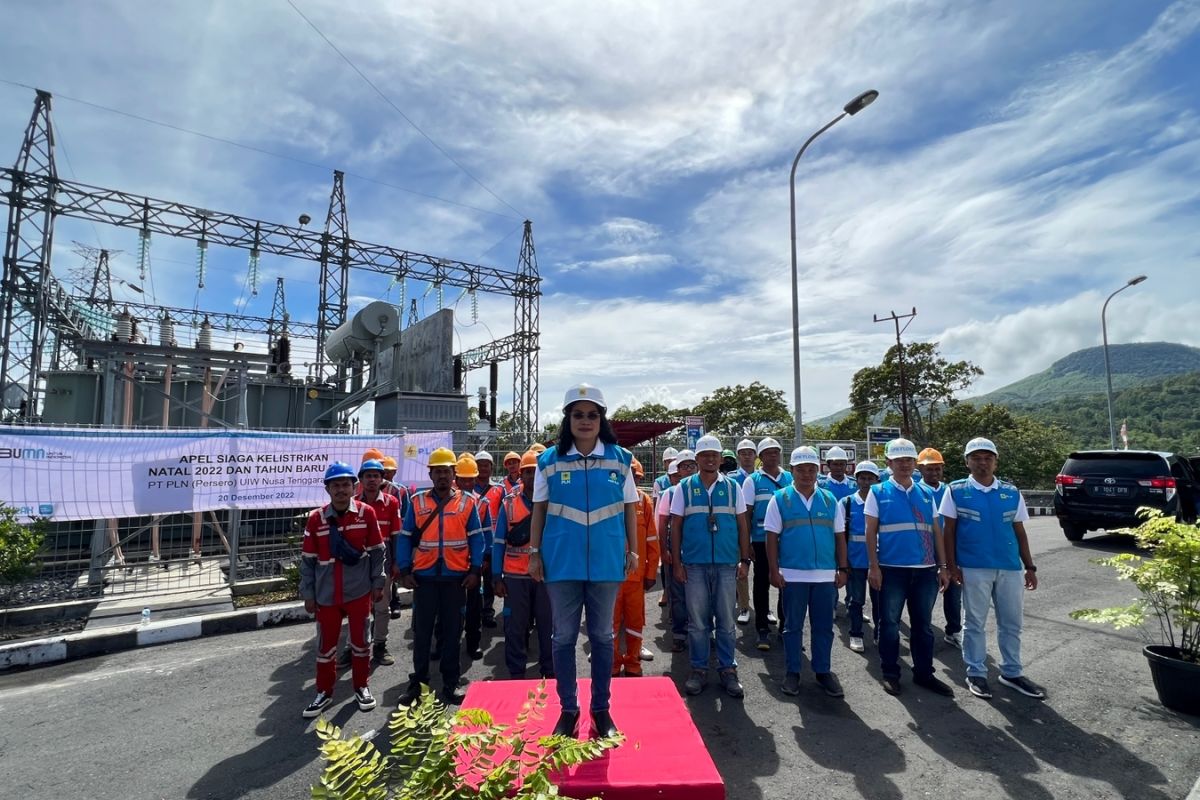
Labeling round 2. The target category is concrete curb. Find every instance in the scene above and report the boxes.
[1028,506,1055,517]
[0,600,312,671]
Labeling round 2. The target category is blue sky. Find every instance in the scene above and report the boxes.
[1,1,1198,429]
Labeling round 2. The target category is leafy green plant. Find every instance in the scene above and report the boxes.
[0,505,47,582]
[1071,508,1200,663]
[312,681,623,799]
[283,563,301,594]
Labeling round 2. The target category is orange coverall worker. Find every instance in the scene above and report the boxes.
[612,488,660,676]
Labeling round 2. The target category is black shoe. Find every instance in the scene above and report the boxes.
[914,675,955,697]
[719,669,744,699]
[440,685,467,705]
[552,710,580,737]
[998,674,1046,699]
[881,677,902,696]
[469,645,484,661]
[372,642,395,666]
[966,676,993,699]
[398,682,421,706]
[301,691,333,719]
[354,686,376,711]
[482,615,498,629]
[815,672,844,698]
[591,709,619,738]
[781,672,801,696]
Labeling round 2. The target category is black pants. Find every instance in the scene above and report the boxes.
[464,561,493,649]
[411,579,465,688]
[752,541,772,633]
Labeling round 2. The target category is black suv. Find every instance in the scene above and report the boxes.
[1054,450,1198,541]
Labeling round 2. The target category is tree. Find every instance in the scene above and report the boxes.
[827,410,872,443]
[611,402,688,422]
[0,505,46,582]
[931,402,1073,488]
[849,341,982,442]
[692,382,792,438]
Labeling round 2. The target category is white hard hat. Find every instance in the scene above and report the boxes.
[965,437,998,456]
[757,437,782,454]
[789,446,821,466]
[854,461,881,477]
[563,383,607,411]
[695,434,722,455]
[825,446,849,462]
[667,460,679,475]
[663,447,679,462]
[885,438,919,460]
[474,450,493,463]
[736,438,756,453]
[674,449,697,463]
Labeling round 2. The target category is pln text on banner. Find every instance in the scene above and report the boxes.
[0,427,452,522]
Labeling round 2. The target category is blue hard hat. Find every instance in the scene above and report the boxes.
[323,462,357,483]
[359,459,385,475]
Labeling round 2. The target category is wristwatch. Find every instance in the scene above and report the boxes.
[740,558,753,566]
[529,547,540,554]
[1025,565,1037,572]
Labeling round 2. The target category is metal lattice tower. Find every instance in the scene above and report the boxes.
[88,248,114,309]
[408,298,418,328]
[316,171,349,386]
[268,276,288,349]
[513,220,540,430]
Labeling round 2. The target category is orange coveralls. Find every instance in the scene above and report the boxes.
[612,489,660,676]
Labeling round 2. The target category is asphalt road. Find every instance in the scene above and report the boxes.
[1,518,1198,800]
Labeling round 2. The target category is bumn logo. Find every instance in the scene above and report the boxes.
[0,447,45,460]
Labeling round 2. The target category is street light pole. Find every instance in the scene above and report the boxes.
[1101,274,1147,449]
[790,89,878,444]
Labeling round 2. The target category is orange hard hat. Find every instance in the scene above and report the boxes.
[455,453,479,478]
[380,456,398,470]
[503,451,521,464]
[630,457,644,478]
[529,443,547,454]
[362,448,385,462]
[520,451,539,469]
[916,447,944,465]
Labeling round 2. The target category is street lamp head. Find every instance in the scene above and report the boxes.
[844,90,879,116]
[1128,275,1147,286]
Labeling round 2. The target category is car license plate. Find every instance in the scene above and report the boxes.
[1096,486,1131,497]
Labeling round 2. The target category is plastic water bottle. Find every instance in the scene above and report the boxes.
[141,608,151,625]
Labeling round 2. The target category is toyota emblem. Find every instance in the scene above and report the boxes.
[1104,477,1117,485]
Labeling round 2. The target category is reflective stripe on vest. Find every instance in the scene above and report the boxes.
[948,479,1023,570]
[872,480,937,567]
[502,494,533,575]
[411,491,475,572]
[775,486,838,570]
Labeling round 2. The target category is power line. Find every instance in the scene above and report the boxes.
[284,0,525,219]
[0,77,520,221]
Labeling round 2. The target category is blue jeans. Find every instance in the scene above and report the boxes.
[878,566,939,681]
[845,568,880,638]
[545,580,621,712]
[683,564,738,671]
[782,581,837,674]
[943,580,963,635]
[961,568,1025,679]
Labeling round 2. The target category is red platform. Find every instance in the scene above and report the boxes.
[461,677,724,800]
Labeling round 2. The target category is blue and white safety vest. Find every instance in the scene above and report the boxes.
[748,469,793,543]
[948,478,1024,570]
[870,479,938,567]
[841,493,870,569]
[677,473,742,565]
[819,475,857,502]
[773,486,839,572]
[537,443,633,583]
[917,479,947,525]
[653,473,671,499]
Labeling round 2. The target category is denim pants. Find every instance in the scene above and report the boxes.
[683,564,738,671]
[878,566,939,681]
[943,580,963,635]
[845,568,881,638]
[545,580,621,712]
[782,581,837,674]
[961,567,1025,679]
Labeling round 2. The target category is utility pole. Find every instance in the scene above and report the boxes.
[873,307,917,438]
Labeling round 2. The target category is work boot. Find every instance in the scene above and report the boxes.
[719,669,744,699]
[372,642,395,666]
[684,669,707,696]
[591,709,618,738]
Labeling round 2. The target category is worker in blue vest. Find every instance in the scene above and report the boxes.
[741,437,791,651]
[865,438,954,697]
[528,383,639,739]
[818,446,856,502]
[941,437,1044,701]
[917,447,961,649]
[652,447,679,501]
[657,450,694,646]
[765,446,849,699]
[841,460,881,653]
[731,438,757,624]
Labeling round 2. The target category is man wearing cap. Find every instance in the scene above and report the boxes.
[865,438,954,697]
[941,438,1044,701]
[818,447,857,502]
[720,449,739,475]
[917,447,961,649]
[493,451,553,679]
[765,446,849,698]
[395,448,486,707]
[653,448,679,501]
[742,438,792,650]
[658,452,694,650]
[841,461,882,653]
[473,451,501,630]
[670,435,751,698]
[613,457,660,677]
[455,454,493,661]
[299,463,386,718]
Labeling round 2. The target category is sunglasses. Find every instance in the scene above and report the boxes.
[570,411,602,421]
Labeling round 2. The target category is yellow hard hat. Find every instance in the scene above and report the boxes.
[529,443,547,454]
[917,447,945,465]
[427,447,457,468]
[520,451,539,469]
[380,456,398,471]
[455,453,480,478]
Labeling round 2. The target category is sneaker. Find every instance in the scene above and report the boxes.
[719,669,744,699]
[815,672,844,698]
[469,646,484,661]
[354,686,376,711]
[881,677,902,696]
[302,691,333,719]
[767,612,778,626]
[756,632,771,652]
[639,646,654,662]
[737,608,751,625]
[914,675,955,697]
[849,636,865,653]
[966,676,993,699]
[684,669,707,696]
[191,550,202,564]
[372,642,395,666]
[998,674,1046,700]
[944,631,963,649]
[781,672,801,696]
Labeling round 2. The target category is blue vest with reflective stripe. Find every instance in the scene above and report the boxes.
[679,473,742,565]
[653,473,671,497]
[730,467,750,484]
[819,476,856,502]
[537,444,632,582]
[948,479,1024,570]
[871,480,938,567]
[749,469,792,543]
[774,486,838,571]
[917,479,947,525]
[842,494,870,569]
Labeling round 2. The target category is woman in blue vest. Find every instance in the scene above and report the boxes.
[529,384,639,739]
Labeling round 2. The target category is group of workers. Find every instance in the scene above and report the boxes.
[298,382,1045,730]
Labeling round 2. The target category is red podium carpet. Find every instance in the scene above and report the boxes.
[461,676,724,800]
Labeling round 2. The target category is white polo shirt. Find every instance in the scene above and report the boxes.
[669,474,749,517]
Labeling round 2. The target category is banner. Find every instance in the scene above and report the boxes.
[0,426,452,521]
[866,426,901,461]
[684,416,705,451]
[817,444,857,465]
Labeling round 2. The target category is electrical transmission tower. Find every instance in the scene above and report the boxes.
[268,276,288,349]
[513,220,540,431]
[317,171,349,387]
